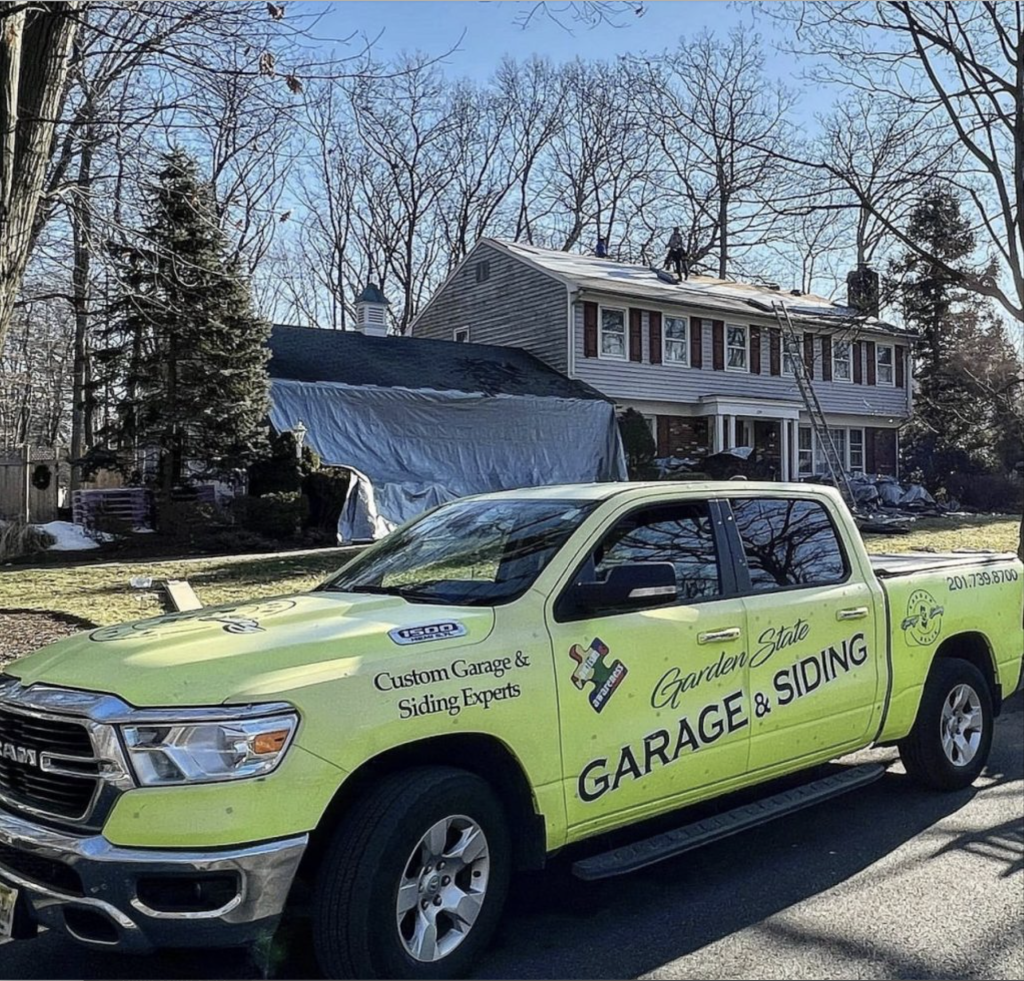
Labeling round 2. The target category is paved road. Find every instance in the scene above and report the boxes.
[3,694,1022,980]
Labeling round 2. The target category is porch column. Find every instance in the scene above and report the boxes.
[789,420,800,479]
[780,418,790,481]
[725,414,736,450]
[713,414,725,453]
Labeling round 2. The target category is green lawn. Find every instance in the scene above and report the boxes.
[0,547,363,627]
[0,515,1019,628]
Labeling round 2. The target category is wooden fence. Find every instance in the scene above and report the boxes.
[0,446,62,524]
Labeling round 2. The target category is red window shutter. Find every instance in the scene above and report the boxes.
[769,328,781,376]
[853,341,863,384]
[895,344,906,388]
[803,333,815,379]
[649,311,662,365]
[864,427,877,473]
[821,335,833,381]
[629,308,643,362]
[656,416,669,456]
[865,341,876,385]
[689,317,703,368]
[749,326,761,375]
[712,320,725,371]
[583,302,598,358]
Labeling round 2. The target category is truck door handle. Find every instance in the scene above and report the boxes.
[698,627,742,644]
[837,607,869,621]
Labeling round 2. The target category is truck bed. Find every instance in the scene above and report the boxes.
[869,550,1019,578]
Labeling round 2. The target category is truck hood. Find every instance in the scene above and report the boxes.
[6,592,495,708]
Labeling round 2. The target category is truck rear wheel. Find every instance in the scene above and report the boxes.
[899,657,993,791]
[313,766,511,980]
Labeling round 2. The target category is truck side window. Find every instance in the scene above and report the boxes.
[593,502,721,601]
[730,497,847,591]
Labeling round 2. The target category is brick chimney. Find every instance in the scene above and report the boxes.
[355,282,390,336]
[846,264,880,318]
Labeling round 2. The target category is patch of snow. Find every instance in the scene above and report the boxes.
[35,520,106,551]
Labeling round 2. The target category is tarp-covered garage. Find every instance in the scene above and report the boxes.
[267,326,627,541]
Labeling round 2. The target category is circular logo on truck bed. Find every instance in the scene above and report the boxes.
[901,589,944,647]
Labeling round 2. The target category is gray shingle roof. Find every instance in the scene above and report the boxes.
[268,324,607,400]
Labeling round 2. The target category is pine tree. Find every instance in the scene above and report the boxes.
[892,188,1021,485]
[97,149,270,494]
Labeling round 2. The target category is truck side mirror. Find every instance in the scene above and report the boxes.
[569,562,678,616]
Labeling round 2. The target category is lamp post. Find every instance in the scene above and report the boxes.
[293,421,307,460]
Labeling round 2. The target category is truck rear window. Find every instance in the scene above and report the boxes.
[730,497,847,591]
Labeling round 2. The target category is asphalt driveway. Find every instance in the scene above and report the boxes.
[3,693,1021,980]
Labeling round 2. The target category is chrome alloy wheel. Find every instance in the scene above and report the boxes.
[940,683,983,767]
[396,814,491,963]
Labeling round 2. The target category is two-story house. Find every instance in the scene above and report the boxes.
[412,239,915,480]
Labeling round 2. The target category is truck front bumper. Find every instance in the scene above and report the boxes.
[0,808,307,952]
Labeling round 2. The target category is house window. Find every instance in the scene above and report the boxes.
[833,340,852,382]
[599,306,627,359]
[803,427,864,474]
[782,336,797,375]
[849,428,864,471]
[664,316,688,364]
[726,324,748,371]
[798,426,813,475]
[475,260,490,283]
[453,327,470,343]
[876,344,894,385]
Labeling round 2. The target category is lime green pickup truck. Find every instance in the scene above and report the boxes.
[1,483,1022,978]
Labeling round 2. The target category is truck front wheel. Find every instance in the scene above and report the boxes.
[899,657,993,791]
[313,766,511,979]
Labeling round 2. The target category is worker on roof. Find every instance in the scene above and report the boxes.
[595,236,608,259]
[664,227,685,277]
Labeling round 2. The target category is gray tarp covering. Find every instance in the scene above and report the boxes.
[269,379,628,542]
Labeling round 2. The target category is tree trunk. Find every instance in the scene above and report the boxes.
[70,120,93,491]
[717,190,728,279]
[0,3,81,352]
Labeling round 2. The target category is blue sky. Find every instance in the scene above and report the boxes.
[316,1,836,119]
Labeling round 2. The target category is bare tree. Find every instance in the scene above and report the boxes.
[0,1,81,353]
[766,1,1023,322]
[647,30,794,278]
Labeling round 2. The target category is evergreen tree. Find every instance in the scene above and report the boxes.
[892,188,1021,485]
[97,149,270,494]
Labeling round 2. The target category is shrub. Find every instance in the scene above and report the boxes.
[944,473,1024,512]
[617,408,657,479]
[303,469,350,534]
[0,520,56,562]
[156,499,230,545]
[239,491,309,540]
[248,431,320,496]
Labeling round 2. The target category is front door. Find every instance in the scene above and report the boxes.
[724,495,883,773]
[546,499,752,833]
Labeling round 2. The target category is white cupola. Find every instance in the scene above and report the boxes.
[354,282,390,336]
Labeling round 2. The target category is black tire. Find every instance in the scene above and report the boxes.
[312,766,511,980]
[898,657,993,791]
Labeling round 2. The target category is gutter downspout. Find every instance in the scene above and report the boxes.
[567,285,577,379]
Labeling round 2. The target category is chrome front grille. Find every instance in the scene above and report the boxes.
[0,707,99,821]
[0,676,135,831]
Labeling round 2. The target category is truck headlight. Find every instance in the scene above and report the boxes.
[120,712,298,786]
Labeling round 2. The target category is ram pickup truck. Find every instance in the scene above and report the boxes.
[1,482,1021,978]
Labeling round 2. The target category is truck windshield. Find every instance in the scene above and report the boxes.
[321,498,596,606]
